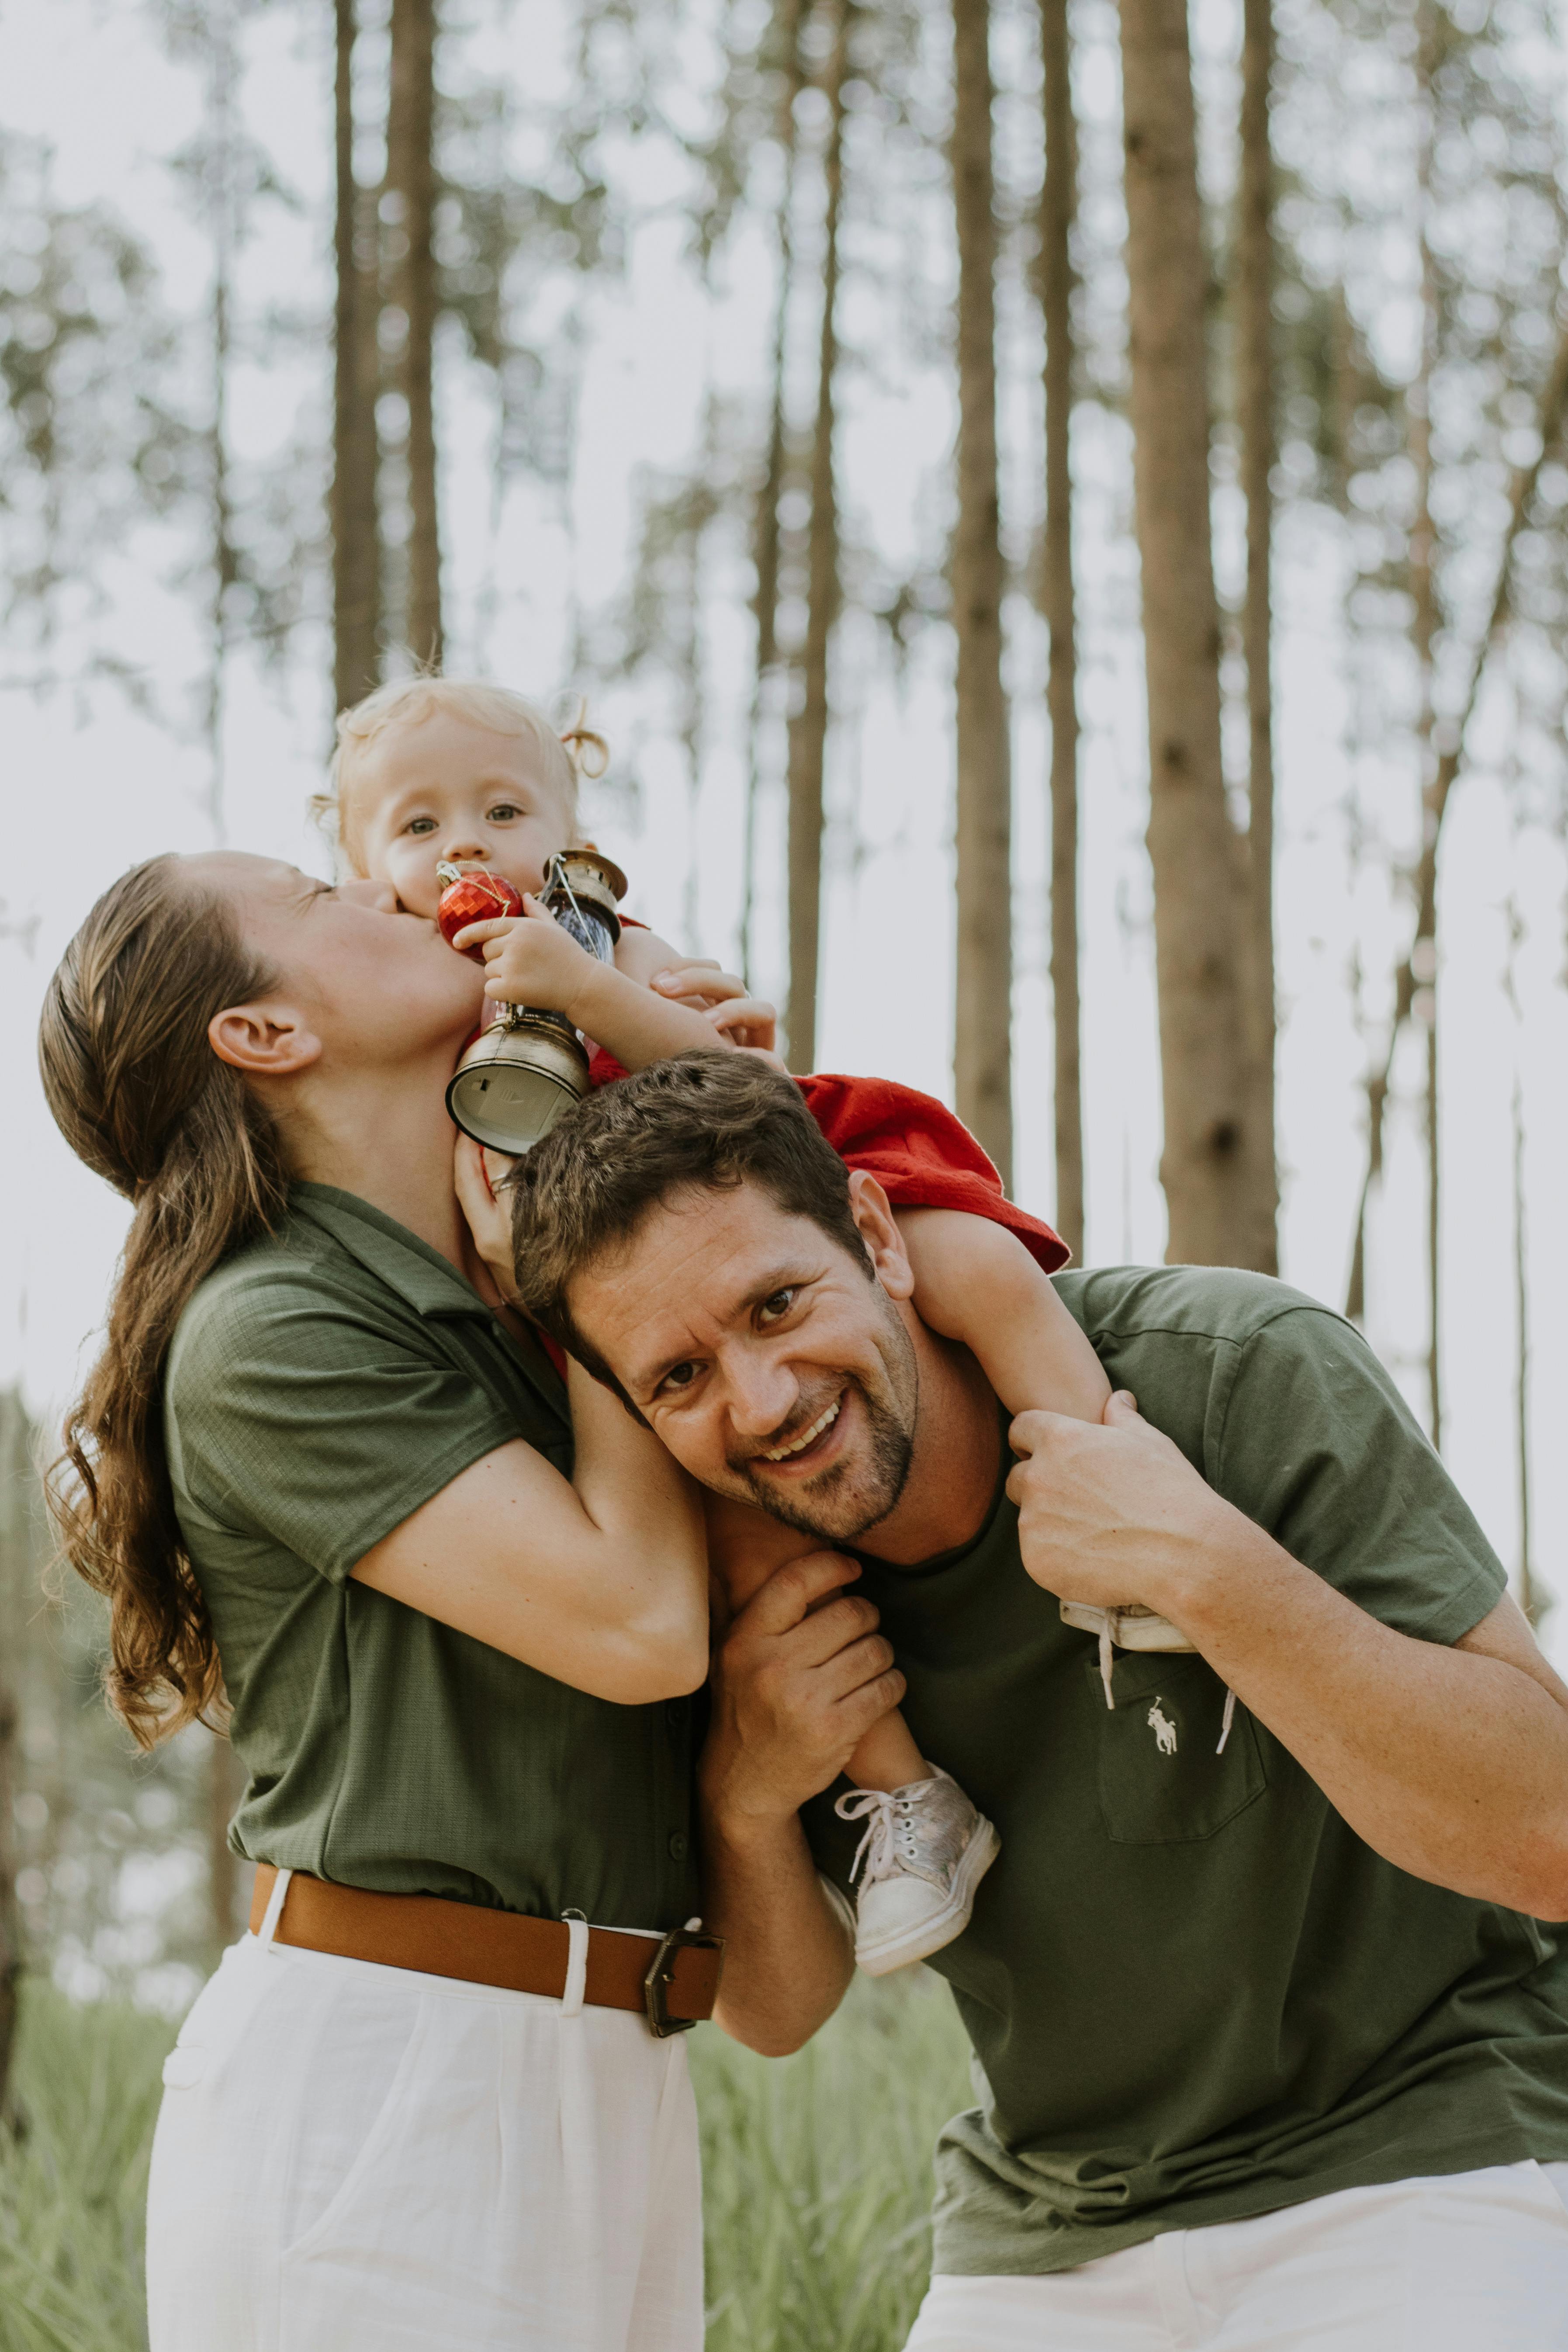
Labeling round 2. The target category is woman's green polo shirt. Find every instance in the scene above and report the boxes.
[163,1183,700,1930]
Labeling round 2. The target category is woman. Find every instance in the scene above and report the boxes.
[40,849,742,2352]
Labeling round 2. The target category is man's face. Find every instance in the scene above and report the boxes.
[570,1180,920,1543]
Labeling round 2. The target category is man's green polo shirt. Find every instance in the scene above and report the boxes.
[806,1265,1568,2274]
[163,1184,700,1930]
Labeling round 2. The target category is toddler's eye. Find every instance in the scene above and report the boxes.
[487,801,522,823]
[405,816,436,837]
[758,1289,796,1326]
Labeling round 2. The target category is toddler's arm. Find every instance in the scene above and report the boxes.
[896,1208,1111,1424]
[458,901,776,1068]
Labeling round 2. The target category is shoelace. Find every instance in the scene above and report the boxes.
[1098,1617,1239,1754]
[834,1786,925,1885]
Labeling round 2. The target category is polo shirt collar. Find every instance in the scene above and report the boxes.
[289,1183,504,1322]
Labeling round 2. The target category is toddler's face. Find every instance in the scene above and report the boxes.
[346,709,571,919]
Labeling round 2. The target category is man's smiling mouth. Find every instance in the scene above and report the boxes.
[759,1395,842,1464]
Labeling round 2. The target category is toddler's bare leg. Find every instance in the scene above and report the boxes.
[703,1493,929,1791]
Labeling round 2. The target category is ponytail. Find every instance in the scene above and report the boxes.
[38,856,289,1746]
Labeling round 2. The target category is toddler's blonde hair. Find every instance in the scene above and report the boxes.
[315,674,609,867]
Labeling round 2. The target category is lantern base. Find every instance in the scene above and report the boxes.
[446,1015,591,1154]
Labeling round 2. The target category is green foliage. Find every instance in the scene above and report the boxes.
[0,1971,969,2352]
[0,1986,172,2352]
[693,1970,973,2352]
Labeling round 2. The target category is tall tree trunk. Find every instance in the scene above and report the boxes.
[1119,0,1266,1268]
[1038,0,1082,1258]
[784,0,847,1074]
[1236,0,1279,1274]
[388,0,441,669]
[1342,312,1568,1320]
[741,0,805,988]
[950,0,1013,1185]
[333,0,382,711]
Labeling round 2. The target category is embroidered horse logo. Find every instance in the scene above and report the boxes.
[1146,1697,1178,1756]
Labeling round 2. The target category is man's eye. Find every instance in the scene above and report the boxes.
[487,802,521,822]
[405,816,436,837]
[758,1289,796,1326]
[661,1361,699,1394]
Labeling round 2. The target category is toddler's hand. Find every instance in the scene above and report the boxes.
[453,1134,521,1303]
[455,896,597,1021]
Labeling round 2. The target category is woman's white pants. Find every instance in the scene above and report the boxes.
[145,1928,703,2352]
[905,2159,1568,2351]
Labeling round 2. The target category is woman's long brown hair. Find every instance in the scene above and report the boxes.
[39,856,289,1747]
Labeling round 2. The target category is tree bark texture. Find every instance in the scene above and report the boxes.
[1119,0,1267,1268]
[1236,0,1279,1272]
[742,0,805,988]
[1343,309,1568,1319]
[1038,0,1082,1258]
[950,0,1013,1185]
[333,0,382,712]
[388,0,442,669]
[784,0,847,1074]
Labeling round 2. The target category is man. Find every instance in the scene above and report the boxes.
[509,1050,1568,2350]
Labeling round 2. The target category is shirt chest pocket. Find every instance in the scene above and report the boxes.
[1087,1652,1267,1843]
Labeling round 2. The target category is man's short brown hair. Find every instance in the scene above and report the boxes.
[508,1051,871,1388]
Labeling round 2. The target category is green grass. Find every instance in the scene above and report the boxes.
[0,1989,173,2352]
[0,1969,970,2352]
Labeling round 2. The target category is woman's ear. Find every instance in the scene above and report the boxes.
[846,1169,915,1300]
[208,1001,322,1078]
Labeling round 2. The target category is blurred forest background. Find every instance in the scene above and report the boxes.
[3,0,1568,2339]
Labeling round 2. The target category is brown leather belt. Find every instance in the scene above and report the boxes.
[248,1866,723,2038]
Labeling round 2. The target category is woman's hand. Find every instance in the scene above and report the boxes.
[453,1133,522,1304]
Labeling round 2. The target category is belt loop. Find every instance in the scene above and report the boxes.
[257,1867,293,1950]
[560,1909,588,2018]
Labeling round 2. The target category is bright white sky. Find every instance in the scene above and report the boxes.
[3,0,1567,1672]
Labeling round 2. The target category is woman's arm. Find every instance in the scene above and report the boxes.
[896,1208,1110,1421]
[351,1360,709,1704]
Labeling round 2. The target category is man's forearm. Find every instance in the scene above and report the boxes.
[1172,1522,1568,1918]
[701,1799,854,2057]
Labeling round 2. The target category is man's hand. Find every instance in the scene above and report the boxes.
[699,1551,900,2058]
[702,1551,905,1829]
[1006,1389,1236,1622]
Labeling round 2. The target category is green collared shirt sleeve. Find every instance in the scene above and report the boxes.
[166,1264,523,1584]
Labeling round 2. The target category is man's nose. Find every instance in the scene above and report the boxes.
[723,1352,801,1441]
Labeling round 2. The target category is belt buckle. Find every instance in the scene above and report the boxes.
[643,1923,723,2039]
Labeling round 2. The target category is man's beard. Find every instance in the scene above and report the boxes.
[726,1299,918,1543]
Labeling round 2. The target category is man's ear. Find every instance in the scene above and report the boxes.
[208,1001,322,1079]
[846,1170,914,1301]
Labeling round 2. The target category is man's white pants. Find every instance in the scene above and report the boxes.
[145,1923,703,2352]
[906,2159,1568,2350]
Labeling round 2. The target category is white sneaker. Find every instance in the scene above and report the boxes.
[834,1768,999,1977]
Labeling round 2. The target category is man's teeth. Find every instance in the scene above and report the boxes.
[762,1397,841,1463]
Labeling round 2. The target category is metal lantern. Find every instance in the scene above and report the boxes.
[439,849,628,1156]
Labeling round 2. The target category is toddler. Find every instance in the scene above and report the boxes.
[322,675,1182,1975]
